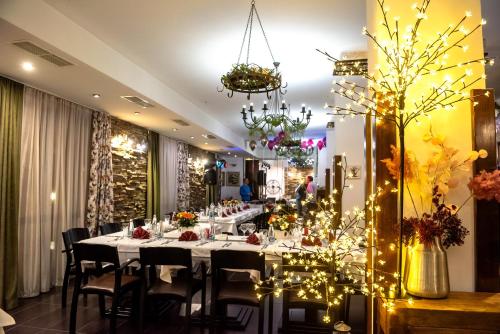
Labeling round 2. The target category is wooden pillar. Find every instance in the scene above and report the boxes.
[471,88,500,292]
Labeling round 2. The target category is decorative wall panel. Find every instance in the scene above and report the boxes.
[111,117,148,223]
[187,145,215,209]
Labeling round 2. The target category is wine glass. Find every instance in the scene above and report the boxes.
[247,223,256,235]
[240,223,248,236]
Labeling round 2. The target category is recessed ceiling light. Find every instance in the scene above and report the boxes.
[234,155,238,158]
[204,142,208,145]
[190,136,195,139]
[227,152,231,155]
[92,93,101,98]
[172,128,178,132]
[202,134,208,138]
[21,61,34,72]
[134,111,141,116]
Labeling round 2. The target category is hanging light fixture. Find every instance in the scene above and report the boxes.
[241,87,312,144]
[218,0,286,100]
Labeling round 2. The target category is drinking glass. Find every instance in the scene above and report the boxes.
[247,223,256,235]
[240,223,248,236]
[261,229,269,245]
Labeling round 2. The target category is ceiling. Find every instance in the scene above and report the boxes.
[5,0,496,154]
[0,0,367,155]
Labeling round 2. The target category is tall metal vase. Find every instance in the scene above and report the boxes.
[404,237,450,298]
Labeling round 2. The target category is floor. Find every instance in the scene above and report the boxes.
[5,284,366,333]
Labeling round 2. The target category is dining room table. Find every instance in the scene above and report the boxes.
[196,206,263,235]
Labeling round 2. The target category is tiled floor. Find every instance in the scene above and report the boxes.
[5,284,365,333]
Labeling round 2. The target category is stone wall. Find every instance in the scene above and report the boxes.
[284,166,314,198]
[188,145,214,209]
[111,117,148,223]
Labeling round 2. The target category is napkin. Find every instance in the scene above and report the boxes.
[132,226,150,239]
[222,212,228,218]
[246,233,260,245]
[232,208,237,214]
[301,236,322,247]
[178,230,199,241]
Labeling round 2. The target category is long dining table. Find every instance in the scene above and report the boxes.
[196,207,263,235]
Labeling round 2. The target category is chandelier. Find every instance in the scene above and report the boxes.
[241,87,312,144]
[218,0,285,100]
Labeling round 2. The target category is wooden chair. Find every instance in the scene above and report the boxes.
[281,253,351,333]
[99,222,122,235]
[133,218,145,228]
[70,243,141,334]
[138,247,206,333]
[61,227,92,308]
[210,250,272,334]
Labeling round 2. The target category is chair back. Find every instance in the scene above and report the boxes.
[67,227,91,244]
[211,250,265,280]
[62,230,74,264]
[99,223,122,235]
[72,243,120,273]
[133,218,145,228]
[139,247,192,269]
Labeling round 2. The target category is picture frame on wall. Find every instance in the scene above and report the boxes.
[347,165,362,179]
[226,171,240,187]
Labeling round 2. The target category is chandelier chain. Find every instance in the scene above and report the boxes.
[237,0,276,65]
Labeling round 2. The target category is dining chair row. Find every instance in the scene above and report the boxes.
[67,241,272,334]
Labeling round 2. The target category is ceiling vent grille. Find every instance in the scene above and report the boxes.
[121,96,154,108]
[172,119,190,126]
[12,40,74,67]
[206,134,217,140]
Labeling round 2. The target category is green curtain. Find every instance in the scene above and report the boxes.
[146,131,160,219]
[0,77,23,310]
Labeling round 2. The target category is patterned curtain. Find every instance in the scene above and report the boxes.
[86,111,114,235]
[176,142,189,210]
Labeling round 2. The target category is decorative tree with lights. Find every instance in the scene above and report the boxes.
[320,0,493,297]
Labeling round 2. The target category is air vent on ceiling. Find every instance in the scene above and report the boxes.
[172,119,190,126]
[121,96,154,108]
[226,145,236,149]
[207,134,217,140]
[12,40,74,67]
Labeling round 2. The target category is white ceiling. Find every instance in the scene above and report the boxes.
[42,0,367,139]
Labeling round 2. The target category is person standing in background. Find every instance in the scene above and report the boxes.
[239,178,252,202]
[295,178,307,216]
[306,176,317,202]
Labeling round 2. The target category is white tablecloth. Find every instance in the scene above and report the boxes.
[197,207,262,235]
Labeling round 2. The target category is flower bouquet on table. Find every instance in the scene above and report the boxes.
[382,130,498,298]
[176,212,198,229]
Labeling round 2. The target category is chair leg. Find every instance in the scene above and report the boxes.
[61,266,70,308]
[209,295,216,334]
[282,296,289,334]
[98,295,106,318]
[109,294,119,334]
[201,285,206,333]
[185,299,192,334]
[268,294,274,334]
[139,285,146,334]
[258,300,265,334]
[69,285,80,333]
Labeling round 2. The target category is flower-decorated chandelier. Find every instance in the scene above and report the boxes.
[218,0,285,100]
[241,87,312,145]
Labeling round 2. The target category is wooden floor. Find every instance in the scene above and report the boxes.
[5,284,366,333]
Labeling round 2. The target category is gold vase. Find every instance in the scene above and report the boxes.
[404,237,450,298]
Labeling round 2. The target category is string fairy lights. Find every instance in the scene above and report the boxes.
[256,156,400,321]
[319,0,493,297]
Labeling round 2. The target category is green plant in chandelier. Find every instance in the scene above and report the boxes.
[221,63,281,95]
[320,0,493,297]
